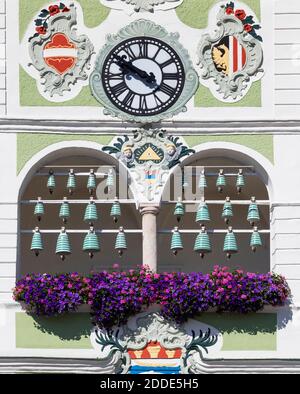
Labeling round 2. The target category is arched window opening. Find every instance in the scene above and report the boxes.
[158,154,270,273]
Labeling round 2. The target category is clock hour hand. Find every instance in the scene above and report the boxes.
[115,55,156,85]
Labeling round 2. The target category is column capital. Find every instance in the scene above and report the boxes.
[139,204,160,216]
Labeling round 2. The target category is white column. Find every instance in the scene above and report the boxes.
[140,205,159,272]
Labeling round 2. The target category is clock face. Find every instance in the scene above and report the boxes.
[101,37,185,116]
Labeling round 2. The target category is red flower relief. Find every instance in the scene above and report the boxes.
[244,24,253,33]
[235,9,246,20]
[48,5,60,16]
[36,26,47,35]
[226,7,234,15]
[62,7,70,12]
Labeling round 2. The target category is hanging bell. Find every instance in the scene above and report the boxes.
[59,197,71,224]
[84,197,98,225]
[106,169,115,192]
[87,169,96,195]
[47,170,56,195]
[115,227,127,256]
[223,227,238,259]
[247,196,260,226]
[83,226,100,259]
[182,170,189,190]
[170,227,183,256]
[174,197,185,223]
[198,169,207,189]
[196,198,210,224]
[250,226,262,252]
[222,197,233,225]
[55,227,71,261]
[67,169,76,195]
[34,197,45,222]
[110,198,121,223]
[194,225,211,258]
[31,227,43,257]
[236,169,245,194]
[216,169,226,193]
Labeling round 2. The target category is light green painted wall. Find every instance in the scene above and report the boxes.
[196,313,277,351]
[176,0,261,30]
[17,133,114,174]
[16,312,93,349]
[19,0,110,42]
[16,312,276,351]
[184,135,274,163]
[195,81,261,107]
[19,66,100,107]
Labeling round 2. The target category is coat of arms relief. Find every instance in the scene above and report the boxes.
[197,1,264,102]
[27,3,94,97]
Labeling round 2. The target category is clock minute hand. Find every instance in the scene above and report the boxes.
[115,55,156,84]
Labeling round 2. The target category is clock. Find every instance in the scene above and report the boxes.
[90,19,199,123]
[102,37,185,117]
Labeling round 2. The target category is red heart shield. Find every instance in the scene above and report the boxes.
[43,33,77,75]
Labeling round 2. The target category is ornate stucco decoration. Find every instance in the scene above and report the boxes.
[28,3,94,97]
[102,128,194,201]
[100,0,183,13]
[90,19,199,123]
[90,311,222,374]
[197,2,264,102]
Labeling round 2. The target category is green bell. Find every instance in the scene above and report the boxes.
[67,169,76,195]
[194,225,211,258]
[87,169,96,195]
[115,227,127,256]
[223,227,238,259]
[250,226,262,252]
[198,170,207,189]
[174,198,185,223]
[55,227,71,261]
[171,227,183,256]
[47,170,55,195]
[84,197,98,225]
[216,169,226,193]
[83,226,100,259]
[59,197,70,224]
[110,198,121,223]
[247,197,260,226]
[236,169,245,194]
[106,169,115,191]
[196,198,210,224]
[31,227,43,257]
[34,197,45,222]
[222,197,233,224]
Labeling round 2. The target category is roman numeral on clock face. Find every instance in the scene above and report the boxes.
[158,82,176,97]
[111,81,128,97]
[138,42,149,58]
[122,91,135,107]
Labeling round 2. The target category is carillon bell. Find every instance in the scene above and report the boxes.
[223,226,238,259]
[106,169,115,192]
[31,227,43,257]
[67,169,76,195]
[115,227,127,256]
[59,197,71,224]
[34,197,45,222]
[194,225,211,258]
[247,196,260,226]
[170,227,183,256]
[222,197,233,225]
[174,197,185,223]
[84,196,98,225]
[250,226,262,252]
[47,170,56,195]
[110,198,121,223]
[216,169,226,193]
[87,169,96,195]
[198,169,207,189]
[83,226,100,259]
[196,198,210,225]
[236,169,245,194]
[55,227,71,261]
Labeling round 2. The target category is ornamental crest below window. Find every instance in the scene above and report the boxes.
[197,2,264,102]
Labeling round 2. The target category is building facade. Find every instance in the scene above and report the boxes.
[0,0,300,373]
